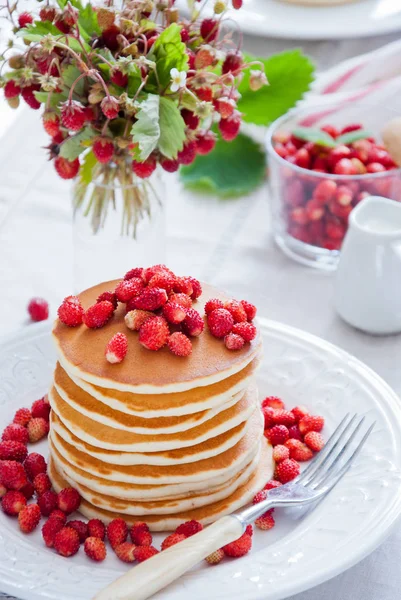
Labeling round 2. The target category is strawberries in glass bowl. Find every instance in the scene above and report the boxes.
[266,104,401,269]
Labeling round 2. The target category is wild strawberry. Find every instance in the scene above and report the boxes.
[255,511,275,531]
[105,332,128,364]
[134,546,159,562]
[160,158,179,172]
[223,532,252,557]
[18,12,33,28]
[0,441,28,462]
[38,490,58,516]
[285,439,313,462]
[262,396,285,411]
[167,332,192,357]
[272,410,296,428]
[42,517,64,548]
[263,406,275,429]
[142,264,172,283]
[195,86,213,102]
[207,308,234,338]
[54,527,80,557]
[33,473,52,495]
[61,101,86,131]
[222,49,243,75]
[173,277,193,296]
[177,141,197,166]
[124,267,144,280]
[195,46,215,69]
[27,297,49,322]
[132,288,168,311]
[101,96,119,119]
[181,109,200,130]
[291,406,309,422]
[148,272,176,294]
[240,299,257,321]
[42,111,60,137]
[39,6,56,21]
[18,503,41,533]
[21,84,41,109]
[115,542,136,563]
[252,489,267,504]
[224,300,247,323]
[161,532,186,551]
[83,300,115,328]
[273,444,290,463]
[31,398,51,421]
[139,316,169,351]
[20,482,35,500]
[131,527,152,546]
[13,407,32,427]
[224,333,245,350]
[169,293,192,310]
[111,68,128,87]
[2,424,29,445]
[264,479,282,491]
[175,520,203,537]
[186,277,201,300]
[182,309,204,337]
[205,548,224,565]
[92,137,114,164]
[125,309,153,332]
[275,458,300,483]
[288,425,303,441]
[107,519,128,549]
[84,537,107,561]
[27,418,49,443]
[4,80,21,99]
[163,302,187,325]
[216,97,236,119]
[132,156,157,178]
[58,296,84,326]
[265,425,289,446]
[1,490,27,515]
[232,0,243,8]
[54,156,80,179]
[304,431,324,452]
[87,518,106,540]
[200,18,219,41]
[219,113,241,142]
[196,131,216,155]
[231,322,257,342]
[0,461,27,490]
[57,488,81,514]
[204,298,224,315]
[299,415,325,435]
[49,509,67,523]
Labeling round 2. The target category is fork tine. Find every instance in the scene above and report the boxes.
[304,416,365,488]
[314,423,375,494]
[297,413,355,485]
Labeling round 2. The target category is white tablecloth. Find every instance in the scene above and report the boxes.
[1,33,401,600]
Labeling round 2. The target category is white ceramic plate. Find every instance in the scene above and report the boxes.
[178,0,401,40]
[1,319,401,600]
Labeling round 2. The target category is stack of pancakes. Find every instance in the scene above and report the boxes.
[48,280,273,531]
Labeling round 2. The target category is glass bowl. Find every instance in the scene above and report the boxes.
[266,101,401,270]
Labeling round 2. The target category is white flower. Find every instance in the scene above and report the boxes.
[170,68,187,93]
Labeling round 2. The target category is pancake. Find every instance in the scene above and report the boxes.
[48,384,258,453]
[51,447,261,515]
[53,281,262,393]
[49,438,273,530]
[54,364,242,434]
[49,407,263,486]
[50,411,252,466]
[67,358,258,417]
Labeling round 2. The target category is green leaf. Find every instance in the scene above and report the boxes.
[62,65,85,96]
[149,23,188,88]
[17,21,61,41]
[34,91,65,107]
[80,150,97,185]
[131,94,160,161]
[292,127,336,147]
[238,50,315,126]
[127,69,143,97]
[59,127,95,160]
[158,97,186,159]
[140,19,157,32]
[78,3,101,40]
[336,129,373,145]
[180,133,266,198]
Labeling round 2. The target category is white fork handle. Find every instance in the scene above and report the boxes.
[93,515,243,600]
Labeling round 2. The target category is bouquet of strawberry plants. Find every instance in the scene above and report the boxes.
[0,0,269,234]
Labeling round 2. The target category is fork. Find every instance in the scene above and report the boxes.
[93,413,374,600]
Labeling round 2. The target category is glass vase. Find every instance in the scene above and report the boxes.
[72,161,165,292]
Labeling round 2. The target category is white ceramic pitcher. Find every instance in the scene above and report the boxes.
[334,196,401,335]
